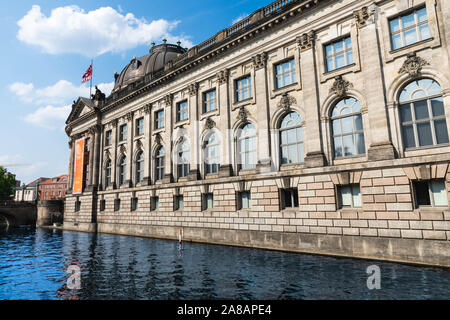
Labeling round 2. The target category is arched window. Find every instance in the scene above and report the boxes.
[237,123,257,171]
[155,146,165,181]
[204,132,220,174]
[331,98,365,158]
[105,158,112,187]
[118,156,127,185]
[280,112,304,165]
[176,140,190,178]
[399,79,448,148]
[135,151,144,183]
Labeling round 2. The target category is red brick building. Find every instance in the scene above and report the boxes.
[38,175,68,201]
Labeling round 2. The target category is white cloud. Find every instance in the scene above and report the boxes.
[0,154,26,167]
[17,5,193,57]
[9,80,114,106]
[232,13,249,25]
[24,105,72,129]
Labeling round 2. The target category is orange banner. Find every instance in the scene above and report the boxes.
[73,138,85,194]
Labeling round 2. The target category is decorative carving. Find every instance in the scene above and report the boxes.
[88,124,100,135]
[125,112,133,121]
[119,144,126,155]
[278,93,297,112]
[399,53,429,77]
[217,69,229,84]
[155,133,162,146]
[164,94,173,106]
[91,86,106,101]
[143,103,151,114]
[252,52,267,70]
[204,117,216,130]
[188,83,199,96]
[111,119,118,128]
[135,139,143,150]
[353,6,374,28]
[330,76,353,97]
[296,31,315,52]
[237,106,249,123]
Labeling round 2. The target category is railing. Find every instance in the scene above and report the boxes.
[226,16,252,37]
[198,37,217,52]
[264,0,297,16]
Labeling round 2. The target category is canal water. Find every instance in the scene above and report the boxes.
[0,226,449,300]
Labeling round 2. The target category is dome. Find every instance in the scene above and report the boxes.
[113,43,187,91]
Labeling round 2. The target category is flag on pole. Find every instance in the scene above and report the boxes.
[81,64,93,84]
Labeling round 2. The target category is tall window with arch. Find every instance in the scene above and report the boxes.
[237,123,257,171]
[204,132,220,174]
[331,98,365,158]
[135,151,144,183]
[399,79,448,149]
[176,140,190,178]
[280,112,304,165]
[155,146,165,181]
[105,158,112,188]
[118,156,127,185]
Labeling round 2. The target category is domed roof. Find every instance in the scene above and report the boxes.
[113,43,187,91]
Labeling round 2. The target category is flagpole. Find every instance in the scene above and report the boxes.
[90,59,93,97]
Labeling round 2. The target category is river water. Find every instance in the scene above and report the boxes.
[0,226,449,300]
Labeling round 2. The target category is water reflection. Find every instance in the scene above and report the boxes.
[0,227,449,300]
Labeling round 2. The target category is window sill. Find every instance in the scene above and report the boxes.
[232,97,254,110]
[404,143,449,152]
[389,37,434,55]
[414,207,449,213]
[174,120,189,128]
[323,63,356,76]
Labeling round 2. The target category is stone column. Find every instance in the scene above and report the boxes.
[187,82,200,181]
[67,138,75,193]
[125,111,134,187]
[87,129,95,190]
[217,69,232,177]
[163,94,173,183]
[91,124,101,189]
[354,6,395,160]
[297,31,326,167]
[111,119,118,189]
[142,104,152,185]
[252,53,272,173]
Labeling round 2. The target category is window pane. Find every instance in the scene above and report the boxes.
[354,115,363,131]
[434,119,449,144]
[400,104,412,122]
[326,58,334,72]
[390,18,400,33]
[343,135,355,156]
[414,100,429,120]
[417,8,428,23]
[345,37,352,49]
[356,133,366,154]
[334,41,344,54]
[346,50,354,65]
[341,117,353,134]
[335,54,345,69]
[431,98,445,117]
[402,125,416,148]
[419,24,430,40]
[401,13,415,28]
[325,44,333,57]
[431,181,447,206]
[332,119,341,135]
[392,33,402,50]
[340,186,352,207]
[403,28,418,46]
[417,122,433,146]
[352,185,361,207]
[415,181,431,206]
[334,137,342,158]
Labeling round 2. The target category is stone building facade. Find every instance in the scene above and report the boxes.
[65,0,450,266]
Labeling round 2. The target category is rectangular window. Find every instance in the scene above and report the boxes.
[414,180,448,207]
[151,196,159,211]
[135,117,144,136]
[105,130,112,146]
[202,193,214,211]
[280,188,299,210]
[176,101,188,122]
[324,36,353,72]
[235,76,252,102]
[75,198,81,212]
[155,110,164,129]
[119,124,127,142]
[114,199,121,212]
[238,191,252,210]
[275,59,297,89]
[389,7,430,51]
[203,90,217,113]
[100,200,106,212]
[131,197,139,211]
[174,195,184,211]
[338,184,361,208]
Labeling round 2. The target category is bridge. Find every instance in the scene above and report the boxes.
[0,201,37,227]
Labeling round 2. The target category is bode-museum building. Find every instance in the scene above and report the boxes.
[65,0,450,266]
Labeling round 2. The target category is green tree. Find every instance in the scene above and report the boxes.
[0,166,16,200]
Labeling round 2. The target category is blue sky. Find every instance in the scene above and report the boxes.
[0,0,272,184]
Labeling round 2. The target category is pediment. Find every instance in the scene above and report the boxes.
[66,97,96,124]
